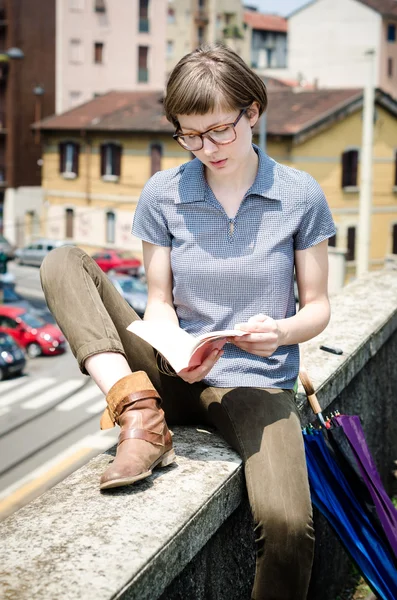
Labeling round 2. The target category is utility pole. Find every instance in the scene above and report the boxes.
[357,49,376,276]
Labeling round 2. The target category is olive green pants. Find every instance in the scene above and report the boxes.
[40,246,315,600]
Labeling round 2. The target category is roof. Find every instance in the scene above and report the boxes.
[288,0,397,19]
[357,0,397,18]
[244,10,288,32]
[35,91,170,133]
[35,88,397,143]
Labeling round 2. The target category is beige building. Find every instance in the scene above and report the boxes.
[166,0,247,76]
[265,0,397,99]
[56,0,167,114]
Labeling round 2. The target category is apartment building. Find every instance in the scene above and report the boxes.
[2,0,167,246]
[242,8,288,74]
[166,0,247,75]
[57,0,167,113]
[265,0,397,98]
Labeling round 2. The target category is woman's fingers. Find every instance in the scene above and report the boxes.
[178,349,223,383]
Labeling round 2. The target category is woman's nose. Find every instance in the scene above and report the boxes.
[202,135,218,155]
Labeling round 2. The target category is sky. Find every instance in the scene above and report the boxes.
[245,0,311,17]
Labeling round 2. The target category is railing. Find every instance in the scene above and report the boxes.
[139,17,149,33]
[194,8,209,25]
[138,67,148,83]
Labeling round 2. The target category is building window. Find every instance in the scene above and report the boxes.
[69,90,82,108]
[347,226,356,261]
[106,211,116,244]
[94,0,106,12]
[59,142,80,178]
[166,40,174,59]
[387,24,396,42]
[197,26,204,44]
[69,39,83,63]
[70,0,85,10]
[65,208,74,239]
[168,8,175,24]
[392,224,397,254]
[138,46,149,82]
[94,42,104,64]
[100,143,121,180]
[341,149,358,187]
[388,57,393,77]
[139,0,149,32]
[328,233,336,247]
[150,144,162,175]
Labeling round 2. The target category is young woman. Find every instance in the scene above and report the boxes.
[41,44,335,600]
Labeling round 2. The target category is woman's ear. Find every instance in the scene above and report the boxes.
[247,102,260,129]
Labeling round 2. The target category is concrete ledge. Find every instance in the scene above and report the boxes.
[0,428,242,600]
[1,269,397,600]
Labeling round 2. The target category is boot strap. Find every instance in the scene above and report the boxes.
[118,428,165,447]
[100,388,161,430]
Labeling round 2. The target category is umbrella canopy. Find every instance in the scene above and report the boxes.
[333,414,397,560]
[304,430,397,600]
[299,363,397,600]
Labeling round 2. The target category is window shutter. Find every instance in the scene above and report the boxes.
[341,152,349,187]
[59,142,66,173]
[72,143,80,176]
[347,226,356,261]
[351,150,358,186]
[393,224,397,255]
[114,144,122,177]
[150,144,162,175]
[100,144,106,176]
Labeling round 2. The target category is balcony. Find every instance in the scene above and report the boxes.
[138,17,149,33]
[194,8,209,26]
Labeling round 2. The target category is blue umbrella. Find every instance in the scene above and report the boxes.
[300,364,397,600]
[304,430,397,600]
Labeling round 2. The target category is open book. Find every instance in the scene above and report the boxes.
[127,320,249,374]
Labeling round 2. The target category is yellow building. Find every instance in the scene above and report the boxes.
[35,87,397,277]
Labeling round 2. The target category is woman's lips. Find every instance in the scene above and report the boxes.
[209,159,227,168]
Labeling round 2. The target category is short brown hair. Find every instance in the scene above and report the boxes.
[164,43,268,129]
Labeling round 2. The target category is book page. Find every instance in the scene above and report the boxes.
[127,321,249,373]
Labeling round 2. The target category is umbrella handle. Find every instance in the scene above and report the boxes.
[299,363,323,416]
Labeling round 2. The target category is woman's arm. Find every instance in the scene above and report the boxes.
[142,241,222,382]
[142,241,179,324]
[233,240,331,356]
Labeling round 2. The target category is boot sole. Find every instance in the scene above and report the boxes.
[99,449,176,490]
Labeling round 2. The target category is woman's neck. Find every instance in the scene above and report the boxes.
[205,146,259,196]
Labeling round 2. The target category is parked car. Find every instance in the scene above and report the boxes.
[108,274,148,317]
[0,234,16,260]
[92,249,141,275]
[0,306,66,358]
[0,332,26,380]
[0,277,48,318]
[15,239,76,267]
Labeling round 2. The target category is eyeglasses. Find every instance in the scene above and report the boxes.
[173,108,248,152]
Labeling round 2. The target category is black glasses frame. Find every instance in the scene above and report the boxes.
[173,108,248,151]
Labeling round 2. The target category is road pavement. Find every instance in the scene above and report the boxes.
[0,262,118,520]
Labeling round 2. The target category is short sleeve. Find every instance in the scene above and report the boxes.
[131,172,172,247]
[294,174,336,250]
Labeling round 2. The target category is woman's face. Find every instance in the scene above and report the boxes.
[177,104,259,176]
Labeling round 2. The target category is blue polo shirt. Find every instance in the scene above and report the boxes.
[132,145,336,389]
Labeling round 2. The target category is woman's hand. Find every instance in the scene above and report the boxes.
[232,313,281,357]
[177,349,223,384]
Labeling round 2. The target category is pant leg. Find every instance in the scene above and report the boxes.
[40,246,202,425]
[199,386,315,600]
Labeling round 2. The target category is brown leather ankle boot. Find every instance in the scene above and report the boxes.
[99,371,175,490]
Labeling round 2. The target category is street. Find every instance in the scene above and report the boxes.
[0,263,118,520]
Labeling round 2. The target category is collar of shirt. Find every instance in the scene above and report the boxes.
[175,144,284,205]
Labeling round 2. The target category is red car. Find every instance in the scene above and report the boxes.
[0,306,66,358]
[91,249,142,275]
